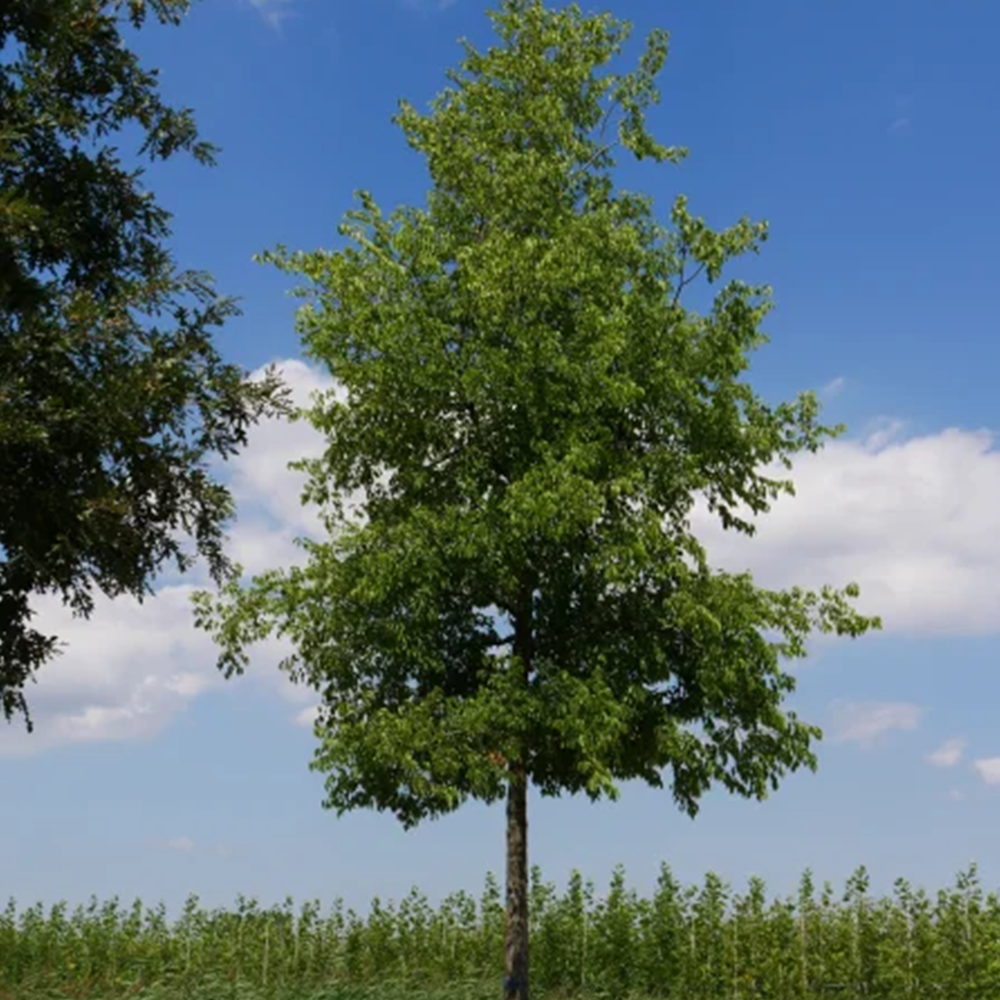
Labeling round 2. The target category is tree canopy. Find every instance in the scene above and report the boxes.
[192,2,881,998]
[0,0,289,729]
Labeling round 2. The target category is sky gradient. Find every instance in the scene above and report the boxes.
[4,0,1000,918]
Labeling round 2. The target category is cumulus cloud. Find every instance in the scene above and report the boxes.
[5,355,1000,757]
[223,359,334,566]
[0,583,226,757]
[973,758,1000,786]
[690,420,1000,636]
[926,738,966,768]
[0,360,333,757]
[828,700,924,747]
[166,836,196,852]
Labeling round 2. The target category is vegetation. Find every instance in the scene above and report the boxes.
[2,864,1000,1000]
[0,0,290,729]
[192,2,879,998]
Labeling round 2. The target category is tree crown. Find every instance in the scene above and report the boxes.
[1,0,290,729]
[194,0,880,828]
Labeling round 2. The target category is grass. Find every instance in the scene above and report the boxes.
[3,863,1000,999]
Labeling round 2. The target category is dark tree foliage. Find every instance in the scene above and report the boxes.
[0,0,290,729]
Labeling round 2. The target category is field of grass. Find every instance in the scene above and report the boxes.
[3,863,1000,1000]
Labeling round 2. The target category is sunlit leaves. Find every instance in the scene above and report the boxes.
[195,0,879,829]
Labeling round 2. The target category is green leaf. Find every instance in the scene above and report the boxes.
[193,0,880,835]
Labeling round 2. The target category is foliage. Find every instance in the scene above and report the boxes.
[0,0,291,728]
[192,0,878,823]
[192,3,880,998]
[3,864,1000,1000]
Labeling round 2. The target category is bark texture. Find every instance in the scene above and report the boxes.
[503,759,529,1000]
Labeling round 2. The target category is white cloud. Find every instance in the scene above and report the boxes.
[821,376,845,399]
[926,738,966,768]
[948,788,965,801]
[0,583,227,757]
[293,704,320,729]
[6,354,1000,757]
[828,700,924,747]
[691,421,1000,636]
[243,0,297,29]
[973,758,1000,786]
[166,836,196,852]
[0,360,334,758]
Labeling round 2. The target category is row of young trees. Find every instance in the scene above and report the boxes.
[1,3,881,999]
[5,865,999,1000]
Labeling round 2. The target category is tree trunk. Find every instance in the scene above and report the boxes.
[505,583,534,1000]
[504,757,529,1000]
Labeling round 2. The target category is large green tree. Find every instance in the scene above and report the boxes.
[0,0,289,728]
[192,2,881,998]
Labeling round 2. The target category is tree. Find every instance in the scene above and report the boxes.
[191,2,881,998]
[0,0,290,729]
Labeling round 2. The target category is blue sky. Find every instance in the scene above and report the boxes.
[4,0,1000,919]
